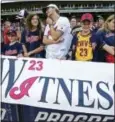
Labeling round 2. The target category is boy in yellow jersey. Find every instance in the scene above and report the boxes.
[72,13,97,61]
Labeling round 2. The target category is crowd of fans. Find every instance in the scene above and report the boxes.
[2,3,114,13]
[1,4,115,63]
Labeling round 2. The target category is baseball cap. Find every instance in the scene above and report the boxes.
[81,13,93,22]
[16,9,29,19]
[42,4,59,13]
[7,29,17,36]
[97,15,104,20]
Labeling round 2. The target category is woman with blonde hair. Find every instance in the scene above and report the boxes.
[96,14,115,63]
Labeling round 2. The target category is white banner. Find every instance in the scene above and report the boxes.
[1,56,115,116]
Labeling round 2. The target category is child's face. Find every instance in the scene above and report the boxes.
[7,34,17,42]
[31,15,39,27]
[82,20,91,31]
[108,19,115,31]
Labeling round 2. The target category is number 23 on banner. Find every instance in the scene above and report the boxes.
[28,60,43,71]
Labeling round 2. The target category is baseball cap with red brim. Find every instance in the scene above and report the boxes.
[81,13,93,22]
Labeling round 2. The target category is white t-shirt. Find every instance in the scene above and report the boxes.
[44,16,73,59]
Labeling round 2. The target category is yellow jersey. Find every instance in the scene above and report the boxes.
[75,32,93,61]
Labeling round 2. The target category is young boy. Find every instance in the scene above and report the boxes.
[72,13,97,61]
[2,29,23,57]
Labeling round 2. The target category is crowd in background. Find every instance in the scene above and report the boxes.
[2,3,114,13]
[1,4,115,63]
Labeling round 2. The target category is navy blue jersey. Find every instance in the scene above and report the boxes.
[21,29,45,58]
[91,27,99,34]
[96,30,115,46]
[3,42,23,56]
[96,30,115,63]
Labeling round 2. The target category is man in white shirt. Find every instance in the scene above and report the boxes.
[42,4,73,59]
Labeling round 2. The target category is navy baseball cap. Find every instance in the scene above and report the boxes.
[7,29,17,36]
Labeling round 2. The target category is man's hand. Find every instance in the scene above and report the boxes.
[46,17,53,25]
[24,52,31,57]
[53,37,64,44]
